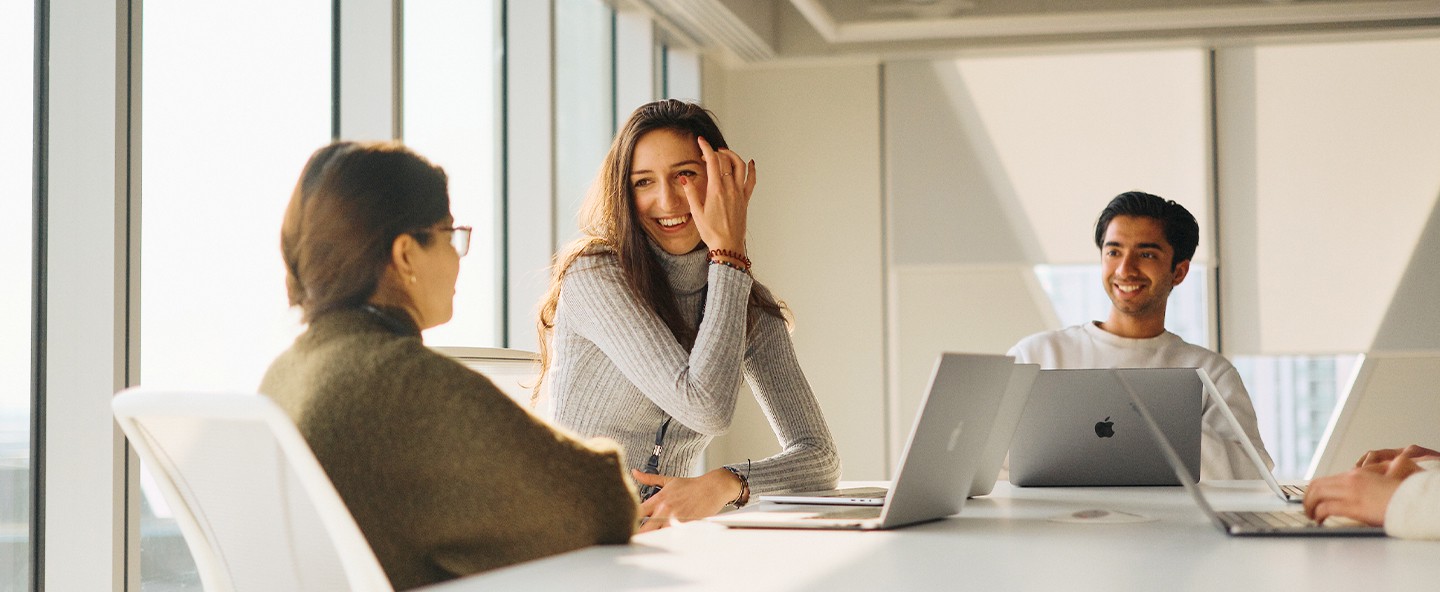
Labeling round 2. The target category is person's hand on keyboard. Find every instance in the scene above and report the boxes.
[633,468,744,532]
[1306,447,1424,526]
[1355,444,1440,468]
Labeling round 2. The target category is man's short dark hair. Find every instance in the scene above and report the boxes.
[1093,191,1199,270]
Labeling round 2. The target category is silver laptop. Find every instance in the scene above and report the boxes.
[1116,370,1383,537]
[1010,368,1202,487]
[758,362,1039,506]
[970,363,1040,497]
[711,353,1017,530]
[1196,369,1304,503]
[1308,352,1440,479]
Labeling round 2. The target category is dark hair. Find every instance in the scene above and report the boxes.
[1093,191,1198,270]
[281,141,450,322]
[533,99,786,402]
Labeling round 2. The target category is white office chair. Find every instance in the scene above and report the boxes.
[432,346,546,414]
[112,388,393,592]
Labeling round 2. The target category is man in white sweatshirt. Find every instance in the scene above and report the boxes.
[1008,191,1273,480]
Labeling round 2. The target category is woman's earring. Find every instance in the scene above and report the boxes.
[410,275,417,284]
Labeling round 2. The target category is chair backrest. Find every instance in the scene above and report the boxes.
[433,346,544,413]
[112,388,393,592]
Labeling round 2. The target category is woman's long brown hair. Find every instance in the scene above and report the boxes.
[532,100,786,404]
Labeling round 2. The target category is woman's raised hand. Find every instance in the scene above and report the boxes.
[680,136,756,256]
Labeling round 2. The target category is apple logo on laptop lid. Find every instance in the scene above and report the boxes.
[1095,417,1115,438]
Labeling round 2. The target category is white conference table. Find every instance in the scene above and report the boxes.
[429,481,1434,591]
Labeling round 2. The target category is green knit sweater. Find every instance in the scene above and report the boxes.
[260,306,637,590]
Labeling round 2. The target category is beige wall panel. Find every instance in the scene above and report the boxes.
[705,63,888,480]
[888,265,1053,463]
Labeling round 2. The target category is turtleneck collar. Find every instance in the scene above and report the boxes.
[645,237,709,296]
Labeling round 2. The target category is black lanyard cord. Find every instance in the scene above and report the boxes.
[637,417,673,501]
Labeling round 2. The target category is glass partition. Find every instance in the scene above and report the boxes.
[1235,355,1360,479]
[140,1,331,587]
[0,2,35,589]
[403,0,502,348]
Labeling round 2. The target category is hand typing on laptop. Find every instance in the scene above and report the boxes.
[1304,446,1429,527]
[1354,444,1440,468]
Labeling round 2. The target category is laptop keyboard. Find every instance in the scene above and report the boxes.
[806,507,884,521]
[1281,484,1307,499]
[1220,510,1317,529]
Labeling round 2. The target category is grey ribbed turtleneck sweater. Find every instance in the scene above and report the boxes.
[548,242,841,495]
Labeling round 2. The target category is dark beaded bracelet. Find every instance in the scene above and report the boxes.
[722,461,751,508]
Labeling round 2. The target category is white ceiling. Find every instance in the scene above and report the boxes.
[811,0,1396,23]
[791,0,1440,44]
[636,0,1440,63]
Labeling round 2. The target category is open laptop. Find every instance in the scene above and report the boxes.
[1195,369,1304,503]
[710,353,1017,530]
[1309,352,1440,479]
[1116,370,1384,537]
[757,361,1039,506]
[969,363,1040,497]
[1010,368,1201,487]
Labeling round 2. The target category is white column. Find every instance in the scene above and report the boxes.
[337,0,400,140]
[44,1,134,589]
[1213,46,1261,356]
[504,1,555,350]
[614,9,656,123]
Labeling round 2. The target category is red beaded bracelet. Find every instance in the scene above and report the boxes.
[707,248,751,270]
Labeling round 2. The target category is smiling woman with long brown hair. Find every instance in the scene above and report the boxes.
[536,100,840,529]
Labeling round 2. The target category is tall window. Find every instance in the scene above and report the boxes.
[0,2,34,588]
[403,0,502,347]
[554,0,616,249]
[140,1,331,587]
[1235,355,1359,479]
[662,44,701,102]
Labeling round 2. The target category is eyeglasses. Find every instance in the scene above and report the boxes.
[413,224,472,257]
[444,225,472,258]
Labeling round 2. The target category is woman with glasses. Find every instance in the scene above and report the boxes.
[536,100,841,530]
[260,141,637,590]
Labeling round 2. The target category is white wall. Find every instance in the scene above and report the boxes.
[705,61,889,480]
[703,33,1440,481]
